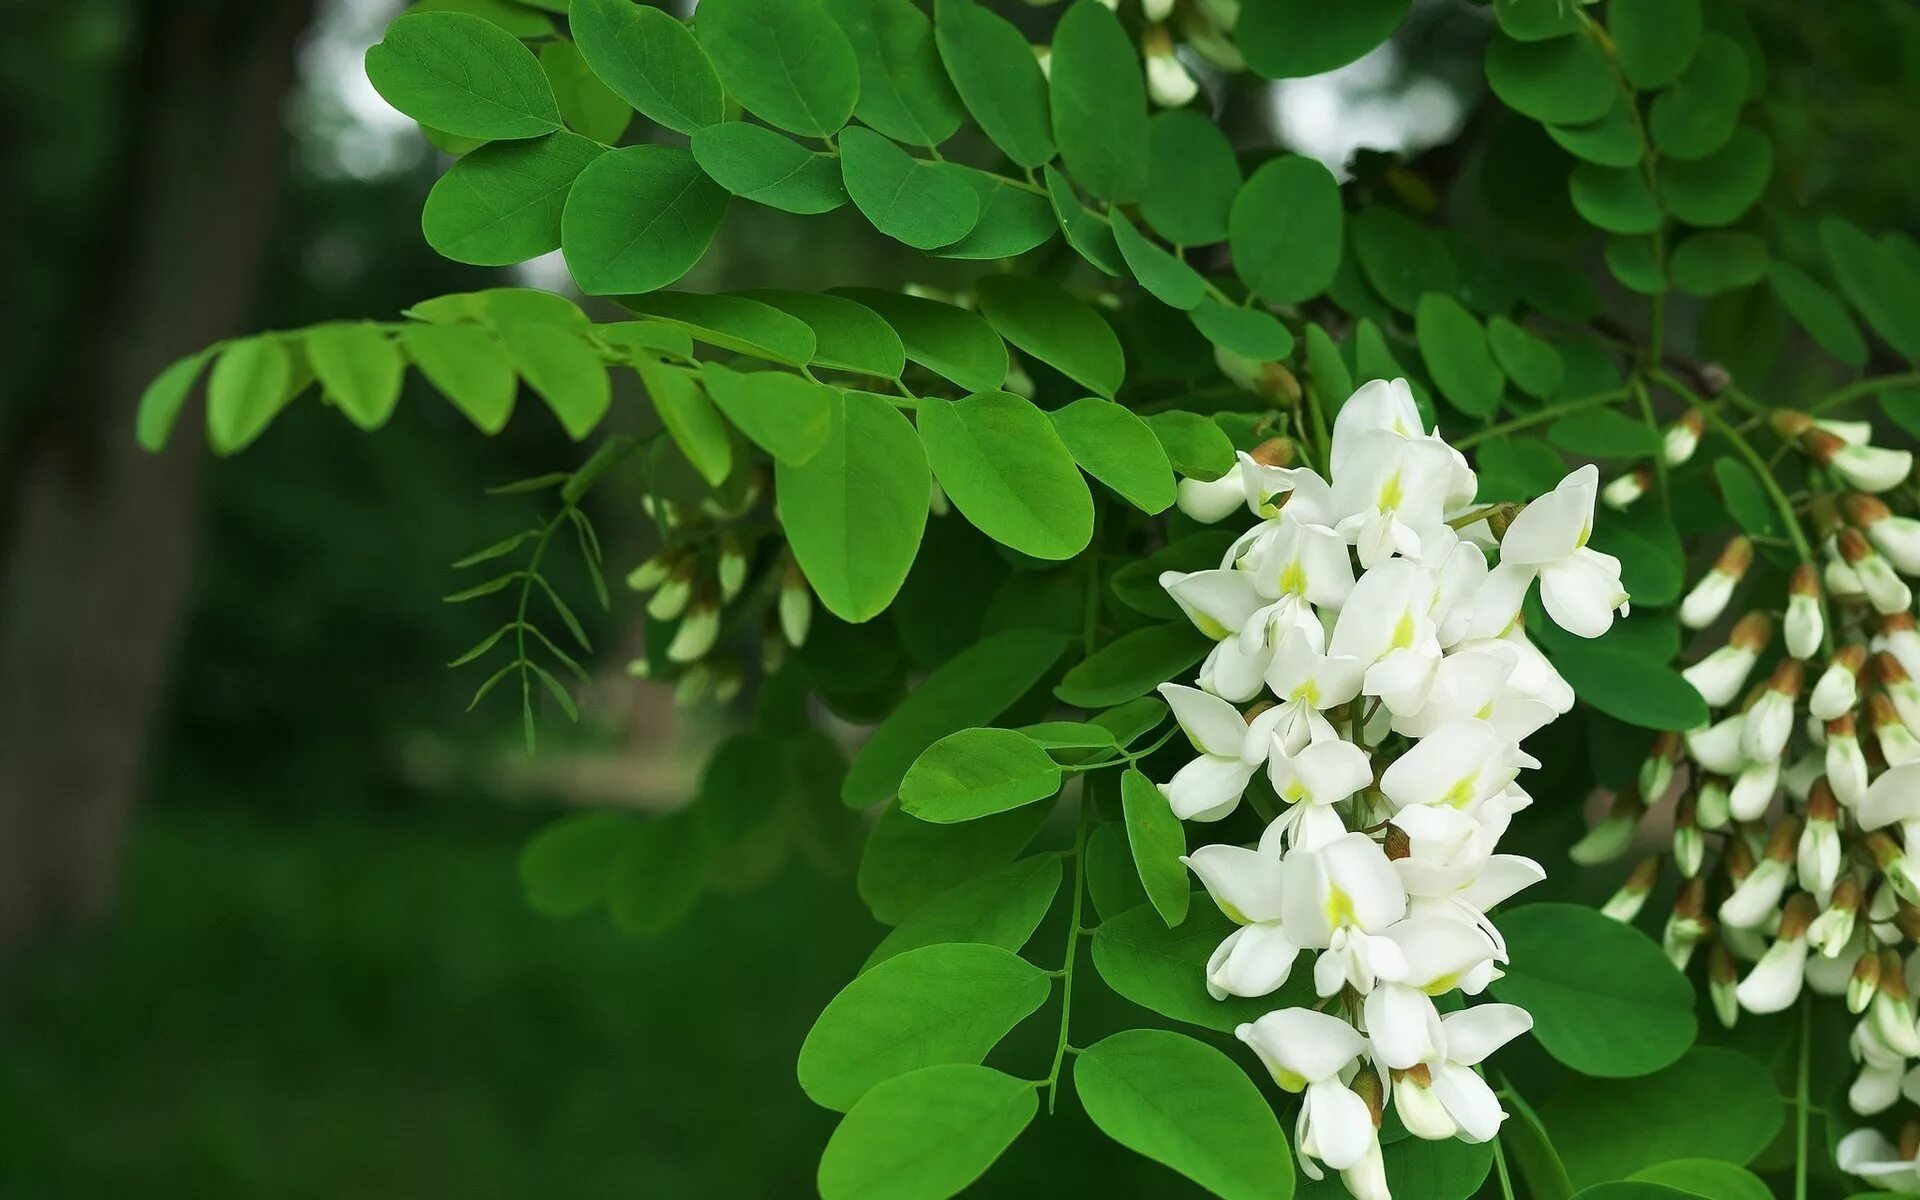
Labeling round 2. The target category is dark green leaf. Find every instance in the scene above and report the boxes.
[864,855,1062,970]
[1044,165,1125,275]
[975,275,1124,397]
[1111,212,1207,310]
[365,12,562,140]
[1546,94,1643,168]
[1657,126,1771,227]
[839,126,981,250]
[520,811,630,917]
[1545,408,1660,458]
[1548,635,1708,730]
[1238,0,1412,79]
[422,129,605,265]
[836,289,1007,392]
[1485,31,1615,125]
[1767,261,1867,367]
[1049,0,1148,202]
[1141,109,1241,247]
[1092,897,1309,1031]
[607,810,708,936]
[690,122,850,214]
[1630,1161,1773,1200]
[695,0,858,137]
[1570,163,1662,235]
[744,289,906,378]
[918,390,1096,559]
[698,361,835,464]
[1188,300,1294,362]
[571,0,724,134]
[1487,317,1564,399]
[1541,1048,1784,1187]
[1230,155,1344,304]
[1056,623,1209,709]
[1121,768,1189,928]
[1350,206,1457,313]
[858,801,1054,923]
[934,168,1058,260]
[824,0,964,146]
[1648,34,1747,159]
[1820,218,1920,360]
[1612,0,1701,90]
[933,0,1054,168]
[561,145,728,295]
[1670,232,1767,296]
[1144,410,1237,481]
[1416,293,1505,416]
[817,1065,1036,1200]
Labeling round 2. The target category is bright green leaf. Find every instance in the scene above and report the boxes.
[637,359,732,486]
[817,1065,1036,1200]
[698,361,835,465]
[824,0,964,146]
[1485,31,1615,125]
[933,0,1054,168]
[1230,155,1344,304]
[570,0,725,134]
[839,126,981,250]
[1049,396,1178,514]
[691,122,850,215]
[836,289,1008,392]
[307,322,406,430]
[422,129,605,265]
[1055,623,1209,709]
[1091,897,1310,1031]
[207,335,295,454]
[695,0,859,137]
[400,323,517,433]
[1049,0,1148,202]
[561,145,728,295]
[1541,1048,1784,1187]
[918,390,1095,559]
[365,12,562,140]
[1121,768,1189,928]
[975,275,1124,397]
[900,727,1062,823]
[864,855,1062,970]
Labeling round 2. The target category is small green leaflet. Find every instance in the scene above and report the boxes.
[136,347,214,452]
[933,0,1053,168]
[1120,768,1189,927]
[862,855,1062,970]
[1416,293,1505,417]
[899,727,1062,823]
[691,123,850,215]
[1110,212,1206,311]
[918,391,1095,560]
[306,322,405,431]
[857,801,1053,924]
[1048,397,1177,514]
[1230,155,1344,304]
[400,323,518,433]
[1145,410,1236,481]
[742,289,905,379]
[570,0,725,134]
[834,288,1008,392]
[365,12,562,140]
[1141,109,1241,246]
[606,810,709,937]
[561,145,728,295]
[974,274,1124,397]
[697,361,835,465]
[636,359,732,487]
[817,1065,1036,1200]
[422,130,605,266]
[1484,30,1615,126]
[695,0,859,138]
[207,335,295,454]
[1091,897,1311,1031]
[838,126,981,250]
[625,291,818,367]
[1055,623,1210,709]
[494,319,609,440]
[1048,0,1148,202]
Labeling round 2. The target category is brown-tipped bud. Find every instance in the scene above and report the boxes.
[1880,950,1911,1002]
[1846,493,1895,528]
[1790,562,1821,598]
[1383,824,1410,861]
[1709,941,1739,985]
[1350,1069,1385,1126]
[1901,1120,1920,1163]
[1727,612,1773,652]
[1771,409,1816,439]
[1834,644,1869,677]
[1651,730,1684,760]
[1716,536,1755,577]
[1828,711,1858,740]
[1767,658,1804,697]
[1675,875,1709,920]
[1885,612,1918,637]
[1256,363,1302,406]
[1248,437,1294,468]
[1839,527,1877,566]
[1896,900,1920,943]
[1723,833,1756,881]
[1399,1062,1433,1088]
[1802,427,1848,463]
[1871,692,1904,728]
[1876,650,1913,687]
[1831,876,1863,915]
[1244,699,1276,722]
[1855,950,1885,993]
[1763,817,1803,862]
[1807,778,1840,823]
[1625,856,1661,893]
[1868,830,1907,870]
[1778,892,1816,939]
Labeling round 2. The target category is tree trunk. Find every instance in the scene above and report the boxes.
[0,0,315,949]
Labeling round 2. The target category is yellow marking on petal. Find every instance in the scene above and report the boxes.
[1292,679,1321,706]
[1282,780,1306,803]
[1324,885,1356,929]
[1392,611,1416,649]
[1218,899,1250,925]
[1193,612,1230,640]
[1378,471,1404,513]
[1424,973,1461,996]
[1577,519,1592,549]
[1442,772,1481,807]
[1278,558,1307,597]
[1475,701,1495,721]
[1271,1067,1308,1093]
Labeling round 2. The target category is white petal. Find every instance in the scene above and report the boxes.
[1440,1002,1534,1065]
[1363,984,1444,1070]
[1306,1078,1378,1170]
[1237,1007,1366,1085]
[1161,754,1256,822]
[1183,843,1286,924]
[1162,569,1265,642]
[1858,763,1920,831]
[1432,1063,1506,1143]
[1321,833,1409,932]
[1159,683,1247,757]
[1539,550,1626,638]
[1210,921,1301,997]
[1501,465,1596,565]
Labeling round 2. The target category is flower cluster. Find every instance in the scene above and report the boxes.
[1589,407,1920,1166]
[1155,380,1625,1199]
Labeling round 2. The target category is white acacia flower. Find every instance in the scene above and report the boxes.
[1334,431,1459,567]
[1177,472,1249,523]
[1486,465,1630,638]
[1184,833,1301,999]
[1836,1128,1920,1191]
[1264,626,1365,713]
[1156,684,1285,821]
[1267,734,1375,850]
[1364,916,1499,1069]
[1379,718,1533,812]
[1281,831,1411,995]
[1237,1007,1378,1177]
[1328,559,1445,714]
[1389,1004,1533,1143]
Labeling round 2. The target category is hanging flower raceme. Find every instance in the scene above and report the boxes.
[1152,380,1613,1200]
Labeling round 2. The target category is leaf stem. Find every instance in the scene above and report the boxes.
[1493,1133,1518,1200]
[1694,398,1813,563]
[1795,995,1811,1200]
[1042,794,1090,1113]
[1809,371,1920,416]
[1451,387,1632,448]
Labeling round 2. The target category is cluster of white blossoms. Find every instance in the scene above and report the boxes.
[1154,379,1628,1199]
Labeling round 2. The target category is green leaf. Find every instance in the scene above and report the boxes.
[1075,1030,1292,1200]
[858,801,1053,924]
[843,628,1073,810]
[136,347,213,451]
[570,0,724,134]
[698,362,835,465]
[1657,126,1771,227]
[207,335,295,454]
[1541,1048,1784,1187]
[1547,636,1707,731]
[935,169,1059,261]
[1238,0,1411,79]
[1144,411,1236,481]
[1503,1084,1575,1200]
[864,855,1062,970]
[1492,0,1581,40]
[900,728,1062,823]
[1547,94,1643,168]
[365,12,562,140]
[1088,823,1149,920]
[1110,532,1238,619]
[1475,439,1566,503]
[1629,1161,1772,1200]
[400,323,517,432]
[1488,903,1696,1077]
[1487,317,1564,400]
[975,275,1124,397]
[1671,232,1767,296]
[1043,165,1125,276]
[625,291,818,367]
[1230,155,1344,304]
[1570,163,1662,235]
[824,0,963,146]
[839,126,981,250]
[409,0,556,39]
[1092,897,1308,1031]
[1350,206,1457,313]
[695,0,858,137]
[1049,397,1178,514]
[1049,0,1148,202]
[539,38,631,144]
[1710,456,1777,539]
[1141,109,1241,247]
[690,122,849,215]
[932,0,1053,169]
[836,289,1007,393]
[520,811,630,917]
[306,322,405,430]
[1821,218,1920,360]
[636,359,731,486]
[421,129,605,267]
[1188,301,1294,362]
[744,289,905,378]
[1591,523,1682,607]
[561,145,728,295]
[1612,0,1701,90]
[817,1065,1036,1200]
[1111,212,1207,311]
[1649,34,1748,160]
[1545,409,1660,458]
[1606,236,1668,295]
[1304,325,1353,404]
[494,320,608,440]
[798,943,1052,1110]
[1056,623,1209,709]
[1767,261,1867,368]
[918,391,1095,559]
[1121,768,1189,928]
[606,810,708,936]
[1485,31,1615,125]
[1416,293,1505,417]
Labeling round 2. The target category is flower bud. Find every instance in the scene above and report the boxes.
[1143,0,1176,20]
[1740,660,1802,762]
[1663,410,1704,466]
[779,556,812,649]
[1602,468,1653,511]
[626,551,673,592]
[1719,818,1800,928]
[1800,781,1843,898]
[1673,794,1705,877]
[666,594,720,663]
[1664,879,1713,969]
[1785,564,1824,660]
[1639,732,1684,801]
[1869,952,1920,1057]
[1729,758,1781,822]
[1604,857,1662,922]
[1570,790,1643,866]
[1847,494,1920,575]
[1879,652,1920,738]
[1810,877,1861,958]
[1681,538,1752,629]
[1839,528,1914,614]
[1735,893,1814,1014]
[1684,614,1770,707]
[1176,473,1247,523]
[673,662,713,707]
[1143,26,1199,107]
[1826,713,1870,807]
[717,533,748,604]
[1826,542,1866,599]
[1690,775,1729,830]
[1708,942,1740,1028]
[1871,693,1920,766]
[1850,948,1883,1014]
[1342,1141,1392,1200]
[1811,644,1868,721]
[646,554,697,620]
[1804,428,1914,494]
[1688,715,1749,776]
[1392,1065,1455,1140]
[1869,831,1920,905]
[1875,612,1920,679]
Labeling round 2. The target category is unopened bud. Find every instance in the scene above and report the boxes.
[1850,949,1883,1013]
[1570,791,1642,865]
[1810,645,1867,721]
[1785,564,1824,660]
[1602,468,1653,511]
[1639,732,1683,801]
[1663,410,1704,466]
[1664,879,1713,969]
[1839,528,1914,614]
[1604,857,1662,922]
[666,595,721,663]
[1673,794,1704,877]
[779,555,812,649]
[1696,775,1732,829]
[1870,692,1920,766]
[1143,25,1200,108]
[1809,876,1860,957]
[717,533,748,603]
[1708,942,1740,1028]
[1735,893,1814,1014]
[673,662,713,707]
[1869,832,1920,904]
[646,555,697,620]
[1680,538,1752,629]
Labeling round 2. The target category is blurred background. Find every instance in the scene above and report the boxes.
[2,0,1916,1196]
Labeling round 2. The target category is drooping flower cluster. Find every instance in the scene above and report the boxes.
[1589,406,1920,1174]
[1156,379,1625,1199]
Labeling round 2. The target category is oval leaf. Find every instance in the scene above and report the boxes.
[817,1065,1036,1200]
[900,727,1063,823]
[918,391,1095,560]
[561,145,728,295]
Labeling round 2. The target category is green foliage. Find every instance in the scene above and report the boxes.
[898,727,1062,823]
[816,1064,1036,1200]
[1541,1049,1786,1187]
